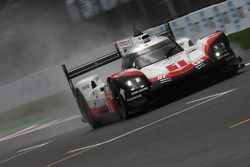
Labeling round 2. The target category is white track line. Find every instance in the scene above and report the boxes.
[245,63,250,66]
[16,141,52,154]
[67,88,236,154]
[230,119,250,128]
[0,150,35,164]
[186,88,237,105]
[28,115,81,132]
[0,141,52,164]
[0,125,39,142]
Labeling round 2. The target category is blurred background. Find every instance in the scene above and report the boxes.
[0,0,225,86]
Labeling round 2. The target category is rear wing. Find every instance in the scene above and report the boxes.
[62,23,175,98]
[62,51,120,98]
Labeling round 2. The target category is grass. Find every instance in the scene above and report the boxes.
[228,28,250,50]
[0,117,52,137]
[0,90,73,124]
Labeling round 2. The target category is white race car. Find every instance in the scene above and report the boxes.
[62,23,244,128]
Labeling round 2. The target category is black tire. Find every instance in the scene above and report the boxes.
[221,66,238,77]
[229,67,238,75]
[76,90,101,129]
[222,52,239,76]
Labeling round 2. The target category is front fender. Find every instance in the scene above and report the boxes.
[108,69,151,105]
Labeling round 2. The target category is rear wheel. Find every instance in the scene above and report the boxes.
[76,90,101,129]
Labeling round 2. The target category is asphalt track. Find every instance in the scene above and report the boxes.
[0,51,250,167]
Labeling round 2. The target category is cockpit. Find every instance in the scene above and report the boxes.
[122,38,183,69]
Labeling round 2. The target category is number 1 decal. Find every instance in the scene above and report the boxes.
[167,60,188,71]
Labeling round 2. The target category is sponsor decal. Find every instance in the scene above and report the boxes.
[157,75,172,83]
[131,87,149,96]
[104,89,114,100]
[195,63,206,70]
[160,78,172,84]
[118,40,131,47]
[104,89,117,113]
[166,60,189,71]
[158,75,166,80]
[127,94,142,102]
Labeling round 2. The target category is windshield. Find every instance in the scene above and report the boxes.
[122,39,183,69]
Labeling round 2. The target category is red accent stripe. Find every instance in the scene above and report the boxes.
[111,71,144,79]
[205,31,223,56]
[201,56,209,61]
[150,77,158,82]
[107,99,117,113]
[167,64,194,78]
[91,106,107,114]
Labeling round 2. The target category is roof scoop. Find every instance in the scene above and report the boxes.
[133,24,143,37]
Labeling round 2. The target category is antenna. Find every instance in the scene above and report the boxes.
[133,24,143,37]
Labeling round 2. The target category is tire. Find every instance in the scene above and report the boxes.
[222,52,239,76]
[221,66,238,77]
[229,67,238,75]
[76,90,101,129]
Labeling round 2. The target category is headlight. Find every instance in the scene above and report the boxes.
[213,42,227,59]
[135,77,141,83]
[127,80,133,87]
[125,77,145,91]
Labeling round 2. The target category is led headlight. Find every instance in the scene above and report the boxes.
[213,42,227,59]
[135,77,141,83]
[127,80,133,87]
[126,77,144,91]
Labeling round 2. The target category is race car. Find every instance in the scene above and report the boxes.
[62,23,244,128]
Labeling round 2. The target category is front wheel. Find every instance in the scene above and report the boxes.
[221,65,239,77]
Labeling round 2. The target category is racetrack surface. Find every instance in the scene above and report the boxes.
[0,51,250,167]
